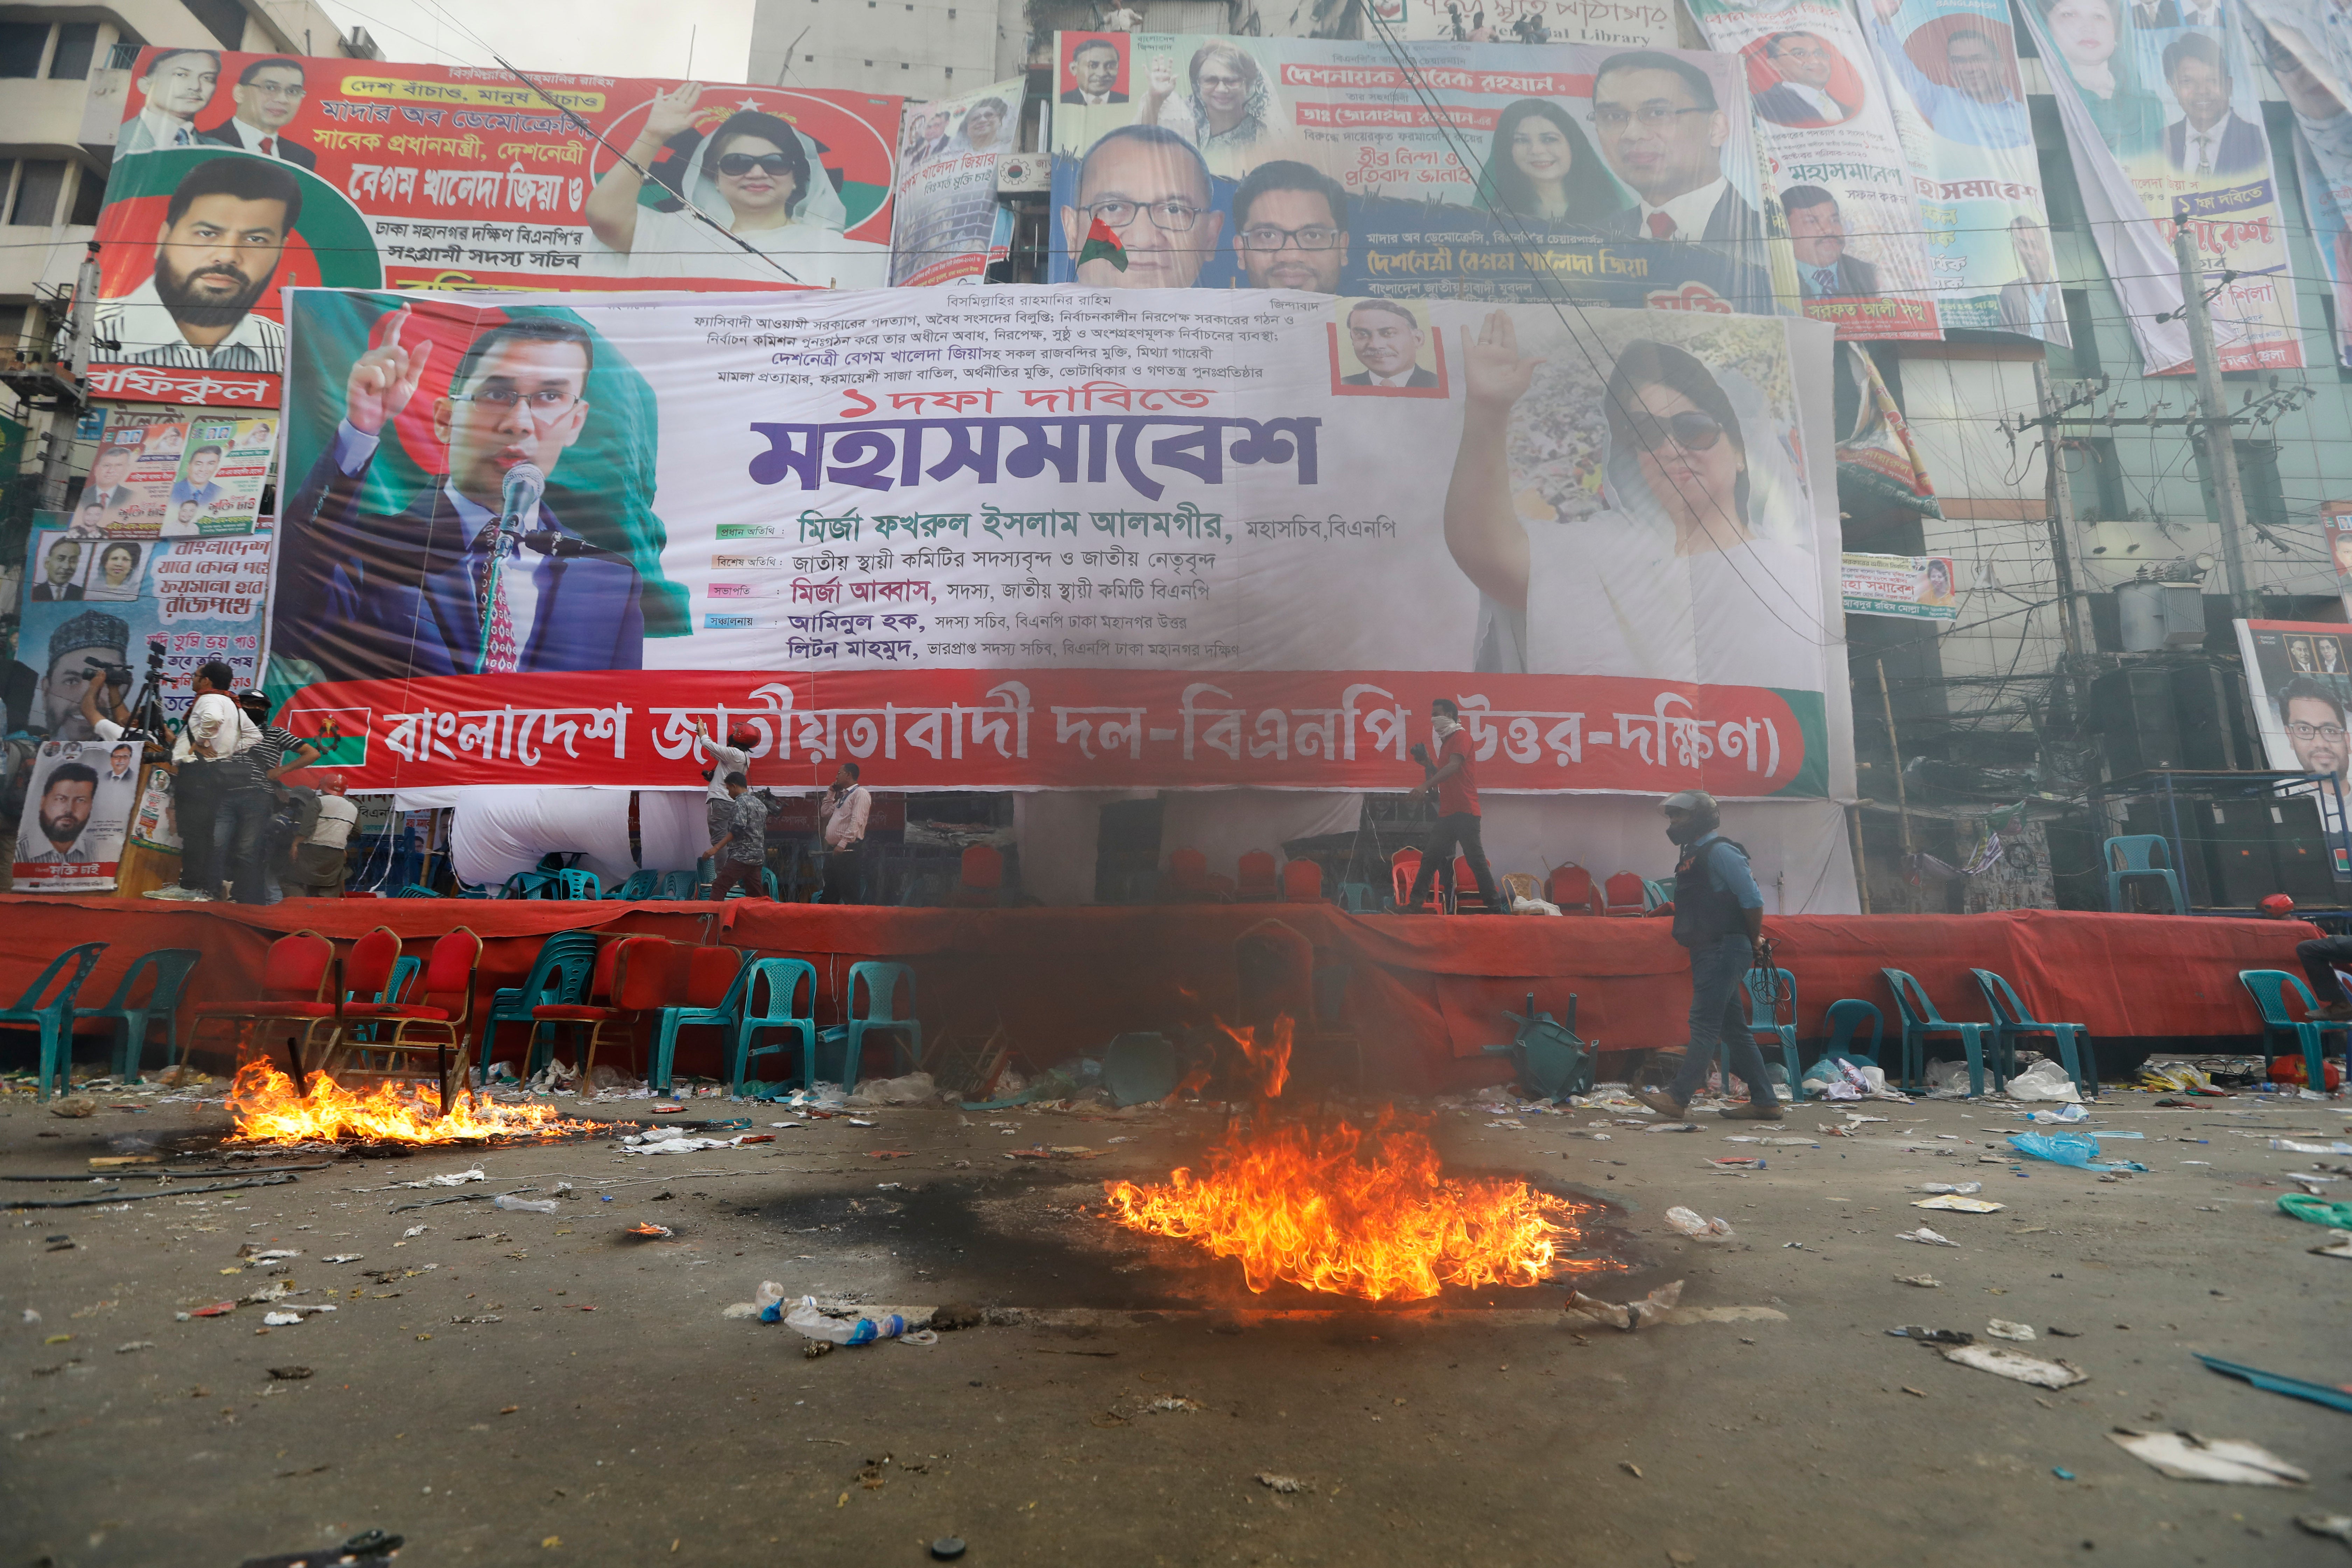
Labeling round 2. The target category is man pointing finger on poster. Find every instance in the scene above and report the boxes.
[277,306,646,682]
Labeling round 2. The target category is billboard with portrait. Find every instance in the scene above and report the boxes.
[92,47,905,406]
[889,79,1024,286]
[13,738,146,893]
[270,285,1846,798]
[1840,552,1956,619]
[1685,0,1942,339]
[2240,617,2352,773]
[1367,0,1679,46]
[1045,31,1775,312]
[66,408,276,539]
[2243,0,2352,368]
[2017,0,2301,374]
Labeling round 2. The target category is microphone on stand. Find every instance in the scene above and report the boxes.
[474,462,545,674]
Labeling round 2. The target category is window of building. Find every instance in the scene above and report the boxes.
[8,160,66,226]
[0,21,48,76]
[185,0,246,49]
[67,165,103,226]
[2197,438,2287,534]
[50,22,98,79]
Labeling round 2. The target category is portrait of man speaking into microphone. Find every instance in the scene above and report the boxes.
[274,298,664,684]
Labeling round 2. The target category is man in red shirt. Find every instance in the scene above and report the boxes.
[1402,697,1504,912]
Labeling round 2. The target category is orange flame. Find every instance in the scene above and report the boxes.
[226,1060,595,1144]
[1217,1013,1292,1100]
[1101,1112,1608,1302]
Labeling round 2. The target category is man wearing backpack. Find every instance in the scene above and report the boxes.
[1635,790,1783,1121]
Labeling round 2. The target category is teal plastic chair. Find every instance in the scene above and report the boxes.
[1971,969,2096,1098]
[1642,877,1675,912]
[723,867,782,901]
[396,884,440,898]
[6,941,109,1100]
[731,958,819,1094]
[2238,969,2346,1095]
[1882,968,1997,1096]
[658,869,696,901]
[74,948,201,1084]
[503,871,557,900]
[1734,966,1801,1098]
[837,961,922,1085]
[1820,999,1882,1066]
[480,931,600,1085]
[606,870,659,901]
[556,868,600,900]
[2103,835,2184,914]
[649,946,750,1091]
[1337,881,1376,913]
[351,954,421,1044]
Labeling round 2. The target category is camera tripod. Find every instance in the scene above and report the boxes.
[106,641,173,746]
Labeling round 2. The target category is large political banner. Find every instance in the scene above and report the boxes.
[1044,31,1774,312]
[1366,0,1679,47]
[889,80,1023,286]
[20,514,272,744]
[92,47,904,406]
[1686,0,1941,339]
[1858,0,2066,343]
[2243,0,2352,368]
[269,286,1843,797]
[65,407,277,539]
[14,738,147,894]
[2017,0,2300,373]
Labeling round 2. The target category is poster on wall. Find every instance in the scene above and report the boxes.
[92,47,905,405]
[2325,500,2352,618]
[1857,0,2067,344]
[1840,552,1956,619]
[270,285,1845,797]
[13,738,146,893]
[2018,0,2301,374]
[66,408,276,538]
[2239,617,2352,772]
[2242,0,2352,369]
[1045,31,1774,310]
[1684,0,1942,340]
[889,79,1023,286]
[19,514,272,743]
[1366,0,1679,46]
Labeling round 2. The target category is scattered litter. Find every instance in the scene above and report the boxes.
[2005,1061,2084,1103]
[492,1194,560,1214]
[1894,1274,1942,1288]
[1003,1146,1106,1162]
[2310,1230,2352,1260]
[1897,1227,1959,1247]
[721,1302,759,1320]
[2196,1353,2352,1415]
[1662,1206,1736,1240]
[784,1296,911,1347]
[1255,1473,1310,1494]
[2021,1104,2090,1124]
[651,1103,684,1113]
[2297,1514,2352,1548]
[625,1223,674,1239]
[2277,1195,2352,1228]
[2009,1133,2147,1173]
[1913,1196,2005,1213]
[267,1366,313,1380]
[847,1072,938,1108]
[1618,1461,1644,1477]
[2107,1429,2307,1486]
[1563,1280,1686,1331]
[322,1255,363,1265]
[1942,1345,2087,1387]
[401,1226,427,1239]
[2053,1468,2076,1481]
[188,1301,236,1318]
[1890,1325,1973,1345]
[1486,1119,1527,1130]
[844,1118,877,1128]
[392,1168,486,1189]
[47,1098,96,1118]
[1986,1319,2037,1342]
[115,1342,153,1354]
[1917,1182,1985,1195]
[1708,1157,1766,1170]
[930,1536,968,1561]
[2271,1139,2352,1155]
[261,1312,302,1327]
[1723,1136,1818,1146]
[1647,1122,1702,1134]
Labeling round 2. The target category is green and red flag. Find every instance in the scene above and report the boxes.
[1078,215,1127,272]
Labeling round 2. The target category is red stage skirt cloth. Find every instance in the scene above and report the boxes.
[0,897,2309,1091]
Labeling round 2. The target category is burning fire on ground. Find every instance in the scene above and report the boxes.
[1101,1017,1611,1302]
[227,1060,596,1145]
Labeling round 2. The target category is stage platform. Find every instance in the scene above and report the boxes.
[0,897,2309,1089]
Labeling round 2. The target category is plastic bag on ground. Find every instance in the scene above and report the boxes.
[2008,1132,2146,1173]
[2108,1429,2309,1485]
[846,1072,938,1108]
[492,1194,559,1214]
[2005,1059,2082,1103]
[1564,1279,1684,1331]
[785,1295,910,1346]
[1663,1206,1736,1240]
[1510,896,1563,916]
[1924,1059,1972,1098]
[1943,1344,2088,1388]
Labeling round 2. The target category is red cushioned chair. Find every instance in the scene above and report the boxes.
[1280,857,1324,903]
[1236,850,1280,903]
[185,929,335,1077]
[950,844,1004,908]
[1602,872,1648,917]
[1450,856,1491,913]
[1547,863,1601,916]
[1389,847,1422,910]
[324,926,483,1113]
[1160,847,1234,903]
[533,936,676,1089]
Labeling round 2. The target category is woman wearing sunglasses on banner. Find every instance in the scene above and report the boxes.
[1442,310,1817,687]
[586,83,888,289]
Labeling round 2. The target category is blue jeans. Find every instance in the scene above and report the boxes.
[212,789,273,906]
[1668,933,1778,1107]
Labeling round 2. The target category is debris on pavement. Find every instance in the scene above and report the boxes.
[1663,1206,1736,1240]
[1940,1345,2088,1388]
[1889,1325,1973,1345]
[2277,1195,2352,1228]
[2004,1060,2083,1103]
[1255,1472,1310,1493]
[2008,1133,2146,1173]
[625,1222,674,1239]
[785,1295,914,1346]
[2195,1352,2352,1414]
[2021,1104,2089,1124]
[491,1194,560,1213]
[1564,1279,1685,1330]
[1917,1182,1983,1195]
[1986,1319,2037,1342]
[1893,1274,1942,1288]
[2107,1429,2308,1485]
[2297,1514,2352,1548]
[2311,1231,2352,1260]
[1897,1227,1959,1246]
[1912,1196,2005,1212]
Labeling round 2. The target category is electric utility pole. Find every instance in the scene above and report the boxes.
[2030,360,2089,664]
[2175,224,2255,619]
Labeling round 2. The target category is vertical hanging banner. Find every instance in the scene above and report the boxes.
[889,79,1025,286]
[1857,0,2066,343]
[1685,0,1942,340]
[68,408,278,539]
[1366,0,1679,46]
[2018,0,2301,373]
[93,47,904,405]
[2241,0,2352,367]
[1046,31,1774,311]
[14,739,148,894]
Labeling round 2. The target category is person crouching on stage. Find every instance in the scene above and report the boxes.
[1402,696,1503,913]
[1635,789,1783,1120]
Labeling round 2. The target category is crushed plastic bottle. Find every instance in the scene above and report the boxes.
[491,1193,560,1214]
[784,1295,910,1346]
[755,1281,789,1324]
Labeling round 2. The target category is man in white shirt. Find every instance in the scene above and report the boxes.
[818,762,872,905]
[142,659,263,902]
[115,48,219,156]
[694,717,753,867]
[1590,53,1762,246]
[1340,300,1438,388]
[197,58,317,170]
[95,156,300,376]
[293,773,359,897]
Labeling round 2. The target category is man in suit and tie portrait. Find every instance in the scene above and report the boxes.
[1752,32,1861,127]
[1339,300,1438,388]
[1589,52,1761,246]
[116,48,219,155]
[276,308,645,682]
[1998,216,2070,342]
[1062,38,1128,105]
[197,57,317,169]
[1785,186,1879,299]
[2163,32,2266,176]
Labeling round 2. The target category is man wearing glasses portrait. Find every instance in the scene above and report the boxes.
[276,307,646,681]
[1230,161,1349,293]
[2277,677,2348,779]
[198,57,317,169]
[1588,52,1760,246]
[1059,124,1224,289]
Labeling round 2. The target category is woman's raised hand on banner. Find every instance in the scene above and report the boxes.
[1463,309,1542,414]
[642,82,705,146]
[348,306,435,437]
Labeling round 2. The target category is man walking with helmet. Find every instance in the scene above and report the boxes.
[1634,790,1783,1121]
